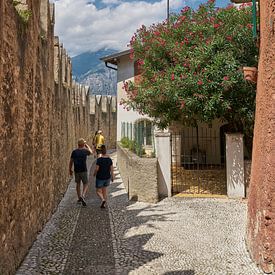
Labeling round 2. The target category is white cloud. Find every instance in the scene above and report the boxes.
[101,0,122,4]
[52,0,186,56]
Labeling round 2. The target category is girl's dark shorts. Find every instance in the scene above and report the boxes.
[96,178,110,188]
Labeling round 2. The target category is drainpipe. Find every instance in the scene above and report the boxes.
[252,0,257,39]
[104,62,117,71]
[167,0,170,22]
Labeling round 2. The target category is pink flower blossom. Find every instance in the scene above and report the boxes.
[225,4,234,10]
[223,76,229,81]
[171,73,175,81]
[181,6,190,13]
[198,80,203,85]
[180,100,185,110]
[240,2,252,9]
[137,59,144,66]
[209,17,215,23]
[226,36,232,41]
[181,16,186,22]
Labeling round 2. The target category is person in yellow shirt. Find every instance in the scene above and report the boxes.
[95,130,105,156]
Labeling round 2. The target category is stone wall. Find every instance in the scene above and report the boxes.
[247,1,275,273]
[89,95,117,149]
[117,144,159,203]
[0,1,91,274]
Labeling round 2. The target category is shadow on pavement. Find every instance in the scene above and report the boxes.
[163,271,195,275]
[63,156,178,274]
[107,177,178,274]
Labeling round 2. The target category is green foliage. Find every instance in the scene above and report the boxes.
[18,9,32,24]
[120,137,131,148]
[123,1,258,140]
[128,140,136,151]
[134,143,143,156]
[13,0,21,6]
[120,137,147,157]
[120,137,137,151]
[13,1,32,24]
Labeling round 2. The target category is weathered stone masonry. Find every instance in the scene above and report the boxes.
[0,1,116,274]
[117,144,159,203]
[247,0,275,273]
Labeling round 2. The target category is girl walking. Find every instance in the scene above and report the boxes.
[93,145,114,208]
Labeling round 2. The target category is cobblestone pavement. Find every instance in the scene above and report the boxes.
[17,154,264,275]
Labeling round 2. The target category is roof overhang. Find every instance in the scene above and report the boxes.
[100,49,131,66]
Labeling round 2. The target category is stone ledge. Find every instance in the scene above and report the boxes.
[117,143,159,203]
[154,131,171,137]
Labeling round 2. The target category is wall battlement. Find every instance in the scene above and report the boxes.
[89,94,117,148]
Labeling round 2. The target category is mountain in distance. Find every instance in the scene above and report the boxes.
[72,49,117,96]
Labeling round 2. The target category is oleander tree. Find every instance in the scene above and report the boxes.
[122,0,258,152]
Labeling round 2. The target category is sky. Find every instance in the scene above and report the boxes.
[52,0,231,57]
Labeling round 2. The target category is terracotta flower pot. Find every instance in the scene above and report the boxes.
[243,66,258,83]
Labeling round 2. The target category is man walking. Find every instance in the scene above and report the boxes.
[95,130,105,157]
[69,138,93,206]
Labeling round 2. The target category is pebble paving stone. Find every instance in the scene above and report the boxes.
[63,161,115,275]
[17,153,265,275]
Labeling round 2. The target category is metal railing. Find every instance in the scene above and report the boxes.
[171,127,227,195]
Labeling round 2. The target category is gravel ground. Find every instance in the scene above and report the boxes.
[17,154,264,275]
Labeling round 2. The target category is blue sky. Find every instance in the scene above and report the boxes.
[52,0,231,56]
[93,0,230,10]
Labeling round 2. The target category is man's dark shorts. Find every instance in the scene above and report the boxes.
[75,172,88,184]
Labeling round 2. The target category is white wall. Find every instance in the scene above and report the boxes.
[226,133,245,198]
[155,132,172,197]
[117,54,149,141]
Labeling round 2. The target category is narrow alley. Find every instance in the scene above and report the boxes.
[16,154,263,275]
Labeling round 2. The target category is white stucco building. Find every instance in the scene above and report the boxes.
[101,49,154,147]
[101,49,246,199]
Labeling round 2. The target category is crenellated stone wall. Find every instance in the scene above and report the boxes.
[0,1,95,274]
[89,94,117,149]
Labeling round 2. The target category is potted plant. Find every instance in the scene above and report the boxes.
[243,66,258,83]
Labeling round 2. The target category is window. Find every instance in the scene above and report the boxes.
[135,119,153,146]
